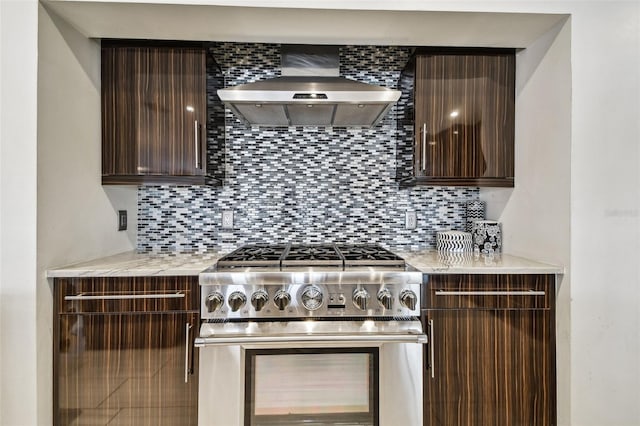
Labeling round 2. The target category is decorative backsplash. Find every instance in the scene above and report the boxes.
[137,43,479,252]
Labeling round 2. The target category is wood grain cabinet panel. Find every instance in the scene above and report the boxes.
[53,276,200,426]
[101,41,217,185]
[402,49,515,187]
[422,274,556,426]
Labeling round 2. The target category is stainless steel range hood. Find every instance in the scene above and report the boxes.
[217,45,401,128]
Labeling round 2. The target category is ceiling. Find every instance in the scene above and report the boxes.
[42,1,568,48]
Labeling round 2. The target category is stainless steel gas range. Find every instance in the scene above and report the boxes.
[195,244,426,426]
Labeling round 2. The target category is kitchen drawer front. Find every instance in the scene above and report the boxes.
[424,274,553,310]
[55,276,200,313]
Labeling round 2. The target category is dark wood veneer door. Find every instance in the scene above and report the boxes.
[423,274,556,426]
[57,312,199,426]
[413,51,515,186]
[424,309,554,426]
[102,46,138,176]
[54,276,200,426]
[102,45,206,180]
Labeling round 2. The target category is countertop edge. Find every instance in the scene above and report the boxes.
[414,266,565,275]
[46,250,224,279]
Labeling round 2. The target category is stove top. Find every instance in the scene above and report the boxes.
[200,243,421,320]
[216,243,405,269]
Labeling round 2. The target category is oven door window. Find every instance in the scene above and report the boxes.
[245,348,378,426]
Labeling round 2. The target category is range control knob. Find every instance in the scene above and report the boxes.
[352,288,370,311]
[228,291,247,312]
[399,289,417,311]
[205,291,224,313]
[251,290,269,312]
[377,288,393,310]
[273,290,291,311]
[301,285,323,311]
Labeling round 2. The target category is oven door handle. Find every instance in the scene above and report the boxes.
[195,333,428,347]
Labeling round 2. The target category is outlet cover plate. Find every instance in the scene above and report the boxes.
[118,210,127,231]
[222,210,234,229]
[405,211,417,230]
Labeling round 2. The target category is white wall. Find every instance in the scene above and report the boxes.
[37,5,137,266]
[35,5,138,424]
[0,1,39,425]
[569,3,639,425]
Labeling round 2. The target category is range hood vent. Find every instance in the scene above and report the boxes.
[217,45,401,128]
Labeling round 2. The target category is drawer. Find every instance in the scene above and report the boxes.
[55,276,200,313]
[423,274,553,310]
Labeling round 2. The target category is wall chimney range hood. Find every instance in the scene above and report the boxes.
[217,45,401,128]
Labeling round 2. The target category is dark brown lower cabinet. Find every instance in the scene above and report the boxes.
[53,276,200,426]
[422,274,556,426]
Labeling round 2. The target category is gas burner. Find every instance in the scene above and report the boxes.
[281,244,342,267]
[216,244,288,268]
[337,244,405,267]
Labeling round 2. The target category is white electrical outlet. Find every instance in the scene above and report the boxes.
[222,210,234,229]
[406,211,417,229]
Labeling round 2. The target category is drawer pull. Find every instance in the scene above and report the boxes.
[434,290,545,296]
[64,292,185,301]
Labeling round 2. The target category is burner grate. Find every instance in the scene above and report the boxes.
[215,243,406,269]
[216,244,288,268]
[337,244,405,267]
[281,244,343,268]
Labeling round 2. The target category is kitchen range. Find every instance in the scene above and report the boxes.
[195,243,426,426]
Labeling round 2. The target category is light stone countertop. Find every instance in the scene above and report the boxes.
[46,250,224,278]
[398,250,564,274]
[47,249,563,278]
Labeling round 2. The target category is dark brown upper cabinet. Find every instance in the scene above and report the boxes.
[101,41,220,185]
[399,48,515,187]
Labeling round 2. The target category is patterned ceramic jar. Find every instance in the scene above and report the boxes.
[465,200,486,232]
[472,220,502,255]
[436,231,473,253]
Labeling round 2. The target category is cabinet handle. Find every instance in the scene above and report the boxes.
[434,290,545,296]
[421,123,427,171]
[429,319,435,379]
[185,322,193,383]
[194,120,201,169]
[64,292,185,301]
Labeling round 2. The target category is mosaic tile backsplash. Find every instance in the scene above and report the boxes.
[137,43,479,252]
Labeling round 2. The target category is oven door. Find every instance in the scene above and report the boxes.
[195,320,426,426]
[245,347,377,426]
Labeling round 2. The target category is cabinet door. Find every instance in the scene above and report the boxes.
[54,276,200,426]
[424,309,554,426]
[414,51,515,187]
[57,312,199,426]
[422,274,556,426]
[102,44,206,183]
